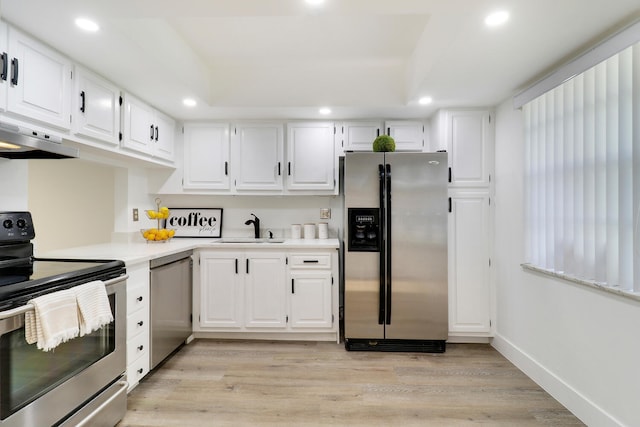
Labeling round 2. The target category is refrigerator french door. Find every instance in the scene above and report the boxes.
[344,152,448,352]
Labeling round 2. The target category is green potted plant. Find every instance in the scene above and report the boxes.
[372,134,396,152]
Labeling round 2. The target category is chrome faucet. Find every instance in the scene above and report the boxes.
[244,213,260,238]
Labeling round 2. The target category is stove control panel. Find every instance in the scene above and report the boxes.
[0,212,35,242]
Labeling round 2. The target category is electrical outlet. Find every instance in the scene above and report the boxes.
[133,208,139,222]
[320,208,331,219]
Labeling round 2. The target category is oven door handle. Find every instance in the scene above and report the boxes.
[74,380,129,427]
[0,274,129,320]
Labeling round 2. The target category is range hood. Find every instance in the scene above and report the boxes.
[0,122,78,159]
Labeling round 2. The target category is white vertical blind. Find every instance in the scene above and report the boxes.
[524,42,640,292]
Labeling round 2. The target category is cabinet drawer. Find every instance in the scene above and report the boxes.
[127,283,149,316]
[127,331,149,364]
[127,358,149,389]
[127,310,148,339]
[288,254,331,269]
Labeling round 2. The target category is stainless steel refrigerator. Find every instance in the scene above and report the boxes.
[343,151,448,352]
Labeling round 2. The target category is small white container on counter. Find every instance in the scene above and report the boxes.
[291,224,302,239]
[303,223,315,239]
[318,222,328,239]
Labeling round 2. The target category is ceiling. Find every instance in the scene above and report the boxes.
[1,0,639,122]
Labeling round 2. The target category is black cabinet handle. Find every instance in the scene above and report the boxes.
[291,278,295,294]
[278,162,281,176]
[149,124,154,140]
[137,368,144,374]
[80,91,86,113]
[288,162,291,176]
[235,258,238,274]
[387,127,390,136]
[155,126,159,141]
[138,345,144,351]
[10,57,18,85]
[376,128,380,137]
[225,161,229,176]
[138,321,144,326]
[246,259,249,274]
[448,167,452,183]
[0,52,7,81]
[303,260,319,263]
[137,296,143,302]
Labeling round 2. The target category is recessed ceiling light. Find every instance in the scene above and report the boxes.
[419,96,433,105]
[485,10,509,27]
[319,107,331,115]
[183,98,197,107]
[305,0,325,6]
[75,17,99,32]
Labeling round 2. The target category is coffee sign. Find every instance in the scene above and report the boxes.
[167,208,223,237]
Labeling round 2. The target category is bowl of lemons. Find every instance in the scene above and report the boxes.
[142,201,175,242]
[141,227,176,242]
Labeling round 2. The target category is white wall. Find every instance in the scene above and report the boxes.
[492,99,640,427]
[28,159,115,253]
[155,194,343,240]
[0,159,28,209]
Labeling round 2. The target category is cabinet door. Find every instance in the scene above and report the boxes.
[447,110,493,187]
[232,123,283,191]
[200,252,244,328]
[183,124,230,190]
[342,121,382,152]
[73,66,120,146]
[289,270,333,329]
[244,253,286,328]
[287,122,335,191]
[122,93,154,155]
[153,110,175,161]
[448,192,492,335]
[385,121,424,151]
[0,22,7,112]
[7,27,72,130]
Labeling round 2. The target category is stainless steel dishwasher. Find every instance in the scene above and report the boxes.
[149,250,193,370]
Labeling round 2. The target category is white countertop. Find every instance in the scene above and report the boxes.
[40,238,340,266]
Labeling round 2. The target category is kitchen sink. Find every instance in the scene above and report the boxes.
[213,238,285,244]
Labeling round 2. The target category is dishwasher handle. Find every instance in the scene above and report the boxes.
[149,250,193,269]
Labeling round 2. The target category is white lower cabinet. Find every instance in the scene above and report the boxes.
[125,262,150,391]
[448,191,492,338]
[196,248,338,341]
[289,269,333,329]
[199,250,286,330]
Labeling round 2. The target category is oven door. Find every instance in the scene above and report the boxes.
[0,275,127,427]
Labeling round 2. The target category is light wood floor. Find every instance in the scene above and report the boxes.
[118,340,584,427]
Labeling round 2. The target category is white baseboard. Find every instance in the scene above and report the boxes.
[492,334,622,427]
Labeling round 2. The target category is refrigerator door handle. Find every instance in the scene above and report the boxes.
[385,163,392,325]
[378,164,386,325]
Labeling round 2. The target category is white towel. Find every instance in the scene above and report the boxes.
[25,289,80,352]
[74,280,113,336]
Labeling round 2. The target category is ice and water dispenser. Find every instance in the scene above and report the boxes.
[347,208,381,252]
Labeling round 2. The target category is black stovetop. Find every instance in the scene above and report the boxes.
[0,258,126,310]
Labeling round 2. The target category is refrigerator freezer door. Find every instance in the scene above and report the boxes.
[344,152,385,339]
[383,152,448,340]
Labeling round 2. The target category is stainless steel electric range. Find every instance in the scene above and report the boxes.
[0,211,128,427]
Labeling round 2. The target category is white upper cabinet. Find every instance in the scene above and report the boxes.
[231,123,284,192]
[4,26,72,130]
[286,122,336,192]
[121,92,175,161]
[341,121,383,152]
[153,109,175,161]
[72,66,120,147]
[432,109,494,187]
[385,120,425,151]
[183,123,230,191]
